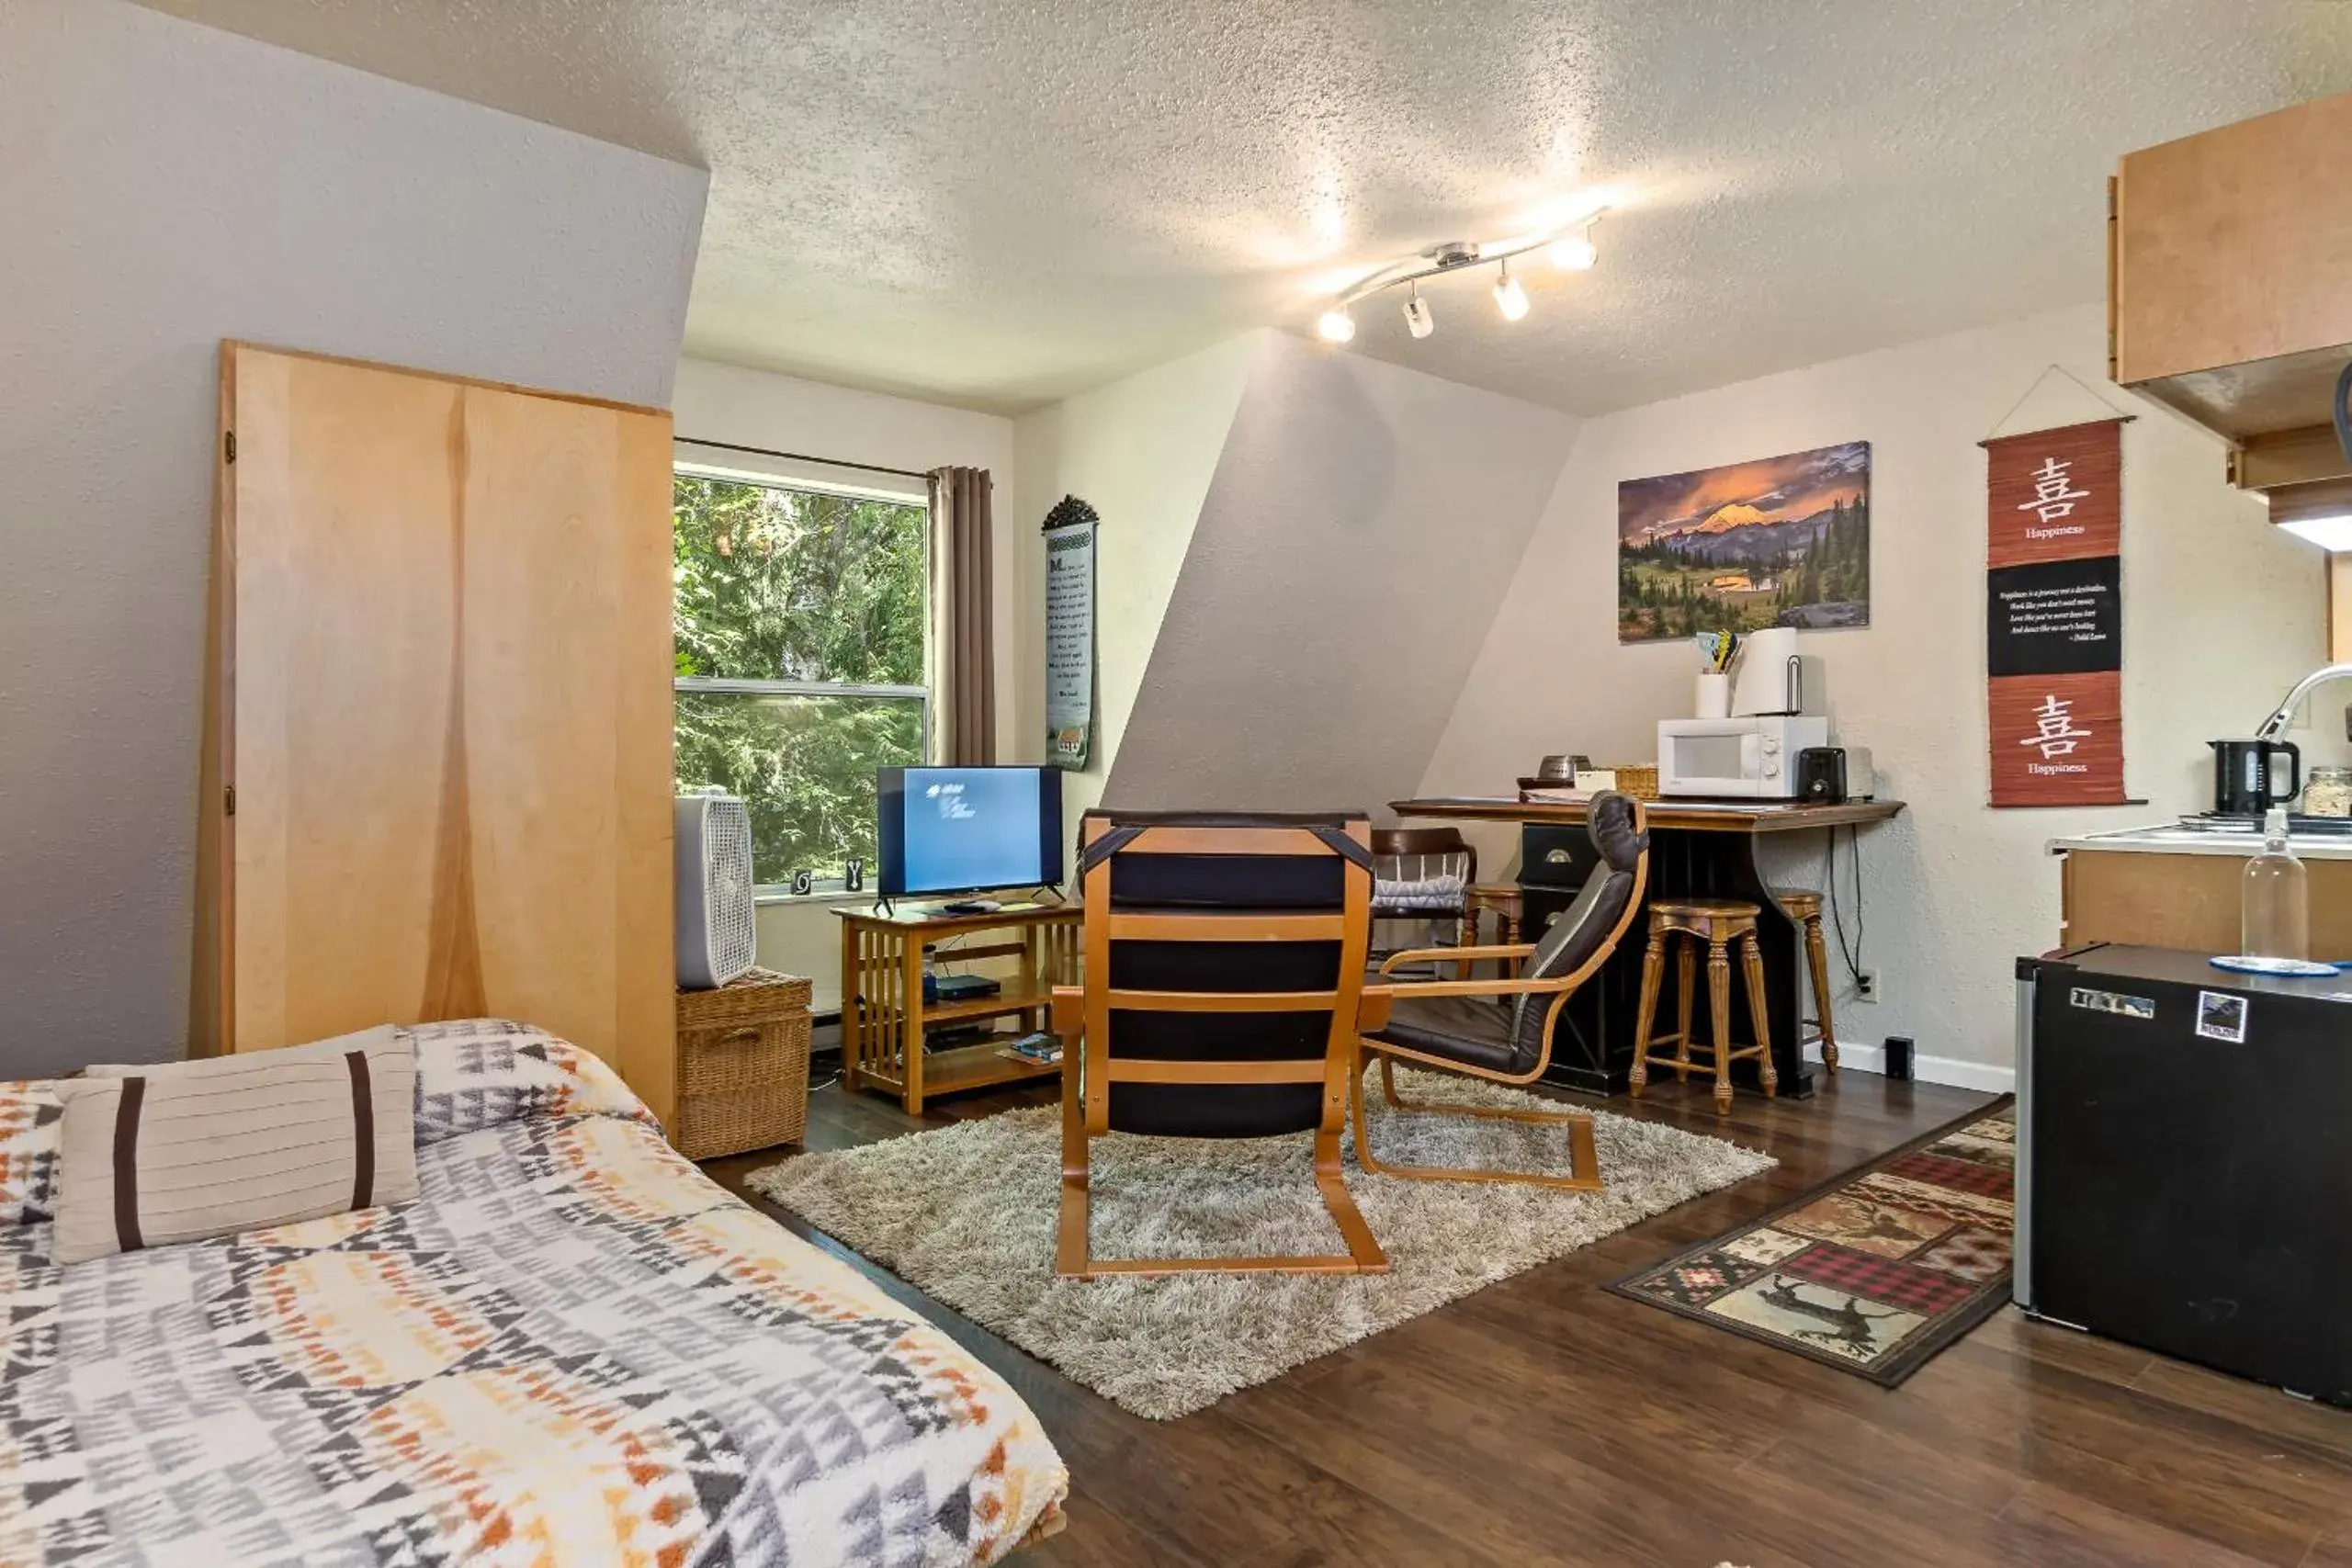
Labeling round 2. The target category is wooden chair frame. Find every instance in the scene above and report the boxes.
[1353,799,1649,1193]
[1051,819,1390,1280]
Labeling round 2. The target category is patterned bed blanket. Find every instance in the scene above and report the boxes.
[0,1024,1068,1567]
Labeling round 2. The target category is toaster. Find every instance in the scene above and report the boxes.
[1795,746,1873,805]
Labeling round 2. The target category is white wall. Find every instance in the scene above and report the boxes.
[0,0,707,1077]
[671,358,1019,1012]
[1011,334,1263,840]
[1423,302,2327,1088]
[1110,332,1581,815]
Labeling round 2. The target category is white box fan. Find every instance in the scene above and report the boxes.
[674,792,757,989]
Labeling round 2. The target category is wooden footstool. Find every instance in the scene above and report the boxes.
[1629,899,1776,1114]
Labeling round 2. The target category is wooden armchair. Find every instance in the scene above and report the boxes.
[1050,810,1390,1280]
[1354,794,1649,1192]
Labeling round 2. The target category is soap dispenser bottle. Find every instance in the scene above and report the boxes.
[2242,807,2310,962]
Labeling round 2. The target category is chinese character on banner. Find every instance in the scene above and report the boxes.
[1984,415,2128,807]
[2020,694,2089,759]
[2017,457,2091,525]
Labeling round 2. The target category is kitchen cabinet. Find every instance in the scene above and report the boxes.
[2053,830,2352,958]
[2110,87,2352,473]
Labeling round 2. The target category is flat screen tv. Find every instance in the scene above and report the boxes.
[876,766,1064,898]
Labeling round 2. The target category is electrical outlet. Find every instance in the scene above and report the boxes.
[1854,970,1881,1005]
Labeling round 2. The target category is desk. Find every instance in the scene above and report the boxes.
[1390,796,1905,1098]
[837,904,1080,1115]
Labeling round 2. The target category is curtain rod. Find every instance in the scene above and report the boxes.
[673,435,932,482]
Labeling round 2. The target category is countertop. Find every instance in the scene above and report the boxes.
[1390,795,1905,834]
[2048,823,2352,861]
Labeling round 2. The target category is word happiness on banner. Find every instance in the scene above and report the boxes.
[1983,418,2129,807]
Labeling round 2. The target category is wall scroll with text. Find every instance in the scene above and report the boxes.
[1984,417,2129,807]
[1042,495,1099,770]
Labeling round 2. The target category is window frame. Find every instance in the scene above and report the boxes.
[670,452,933,899]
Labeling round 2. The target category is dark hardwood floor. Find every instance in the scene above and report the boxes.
[704,1067,2352,1568]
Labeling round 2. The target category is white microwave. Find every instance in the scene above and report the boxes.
[1657,716,1830,799]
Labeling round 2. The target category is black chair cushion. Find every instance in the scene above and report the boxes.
[1587,789,1648,875]
[1367,995,1520,1075]
[1504,793,1645,1067]
[1087,809,1366,909]
[1081,808,1370,1138]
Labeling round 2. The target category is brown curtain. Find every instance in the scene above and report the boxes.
[927,466,997,764]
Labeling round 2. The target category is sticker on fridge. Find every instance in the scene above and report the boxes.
[2068,986,2154,1021]
[2194,990,2248,1044]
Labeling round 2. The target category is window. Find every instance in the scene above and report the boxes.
[673,469,928,889]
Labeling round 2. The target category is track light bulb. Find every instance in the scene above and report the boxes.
[1492,265,1530,321]
[1548,231,1598,271]
[1402,290,1434,339]
[1316,307,1356,344]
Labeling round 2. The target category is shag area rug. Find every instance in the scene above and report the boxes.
[749,1067,1774,1419]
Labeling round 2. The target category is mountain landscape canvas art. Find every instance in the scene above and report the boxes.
[1617,441,1871,642]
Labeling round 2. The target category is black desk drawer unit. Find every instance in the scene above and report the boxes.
[1515,818,1815,1098]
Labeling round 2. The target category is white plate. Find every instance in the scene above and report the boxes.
[2210,954,2343,977]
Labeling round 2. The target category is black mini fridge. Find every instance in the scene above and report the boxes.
[2015,945,2352,1406]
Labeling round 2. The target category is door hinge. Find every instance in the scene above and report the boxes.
[224,430,237,464]
[224,784,236,817]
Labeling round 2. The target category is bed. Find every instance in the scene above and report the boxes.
[0,1021,1068,1567]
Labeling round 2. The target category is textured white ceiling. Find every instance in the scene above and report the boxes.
[137,0,2352,415]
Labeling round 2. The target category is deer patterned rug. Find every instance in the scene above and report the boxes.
[1610,1100,2015,1386]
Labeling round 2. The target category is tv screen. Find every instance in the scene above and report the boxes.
[876,766,1064,897]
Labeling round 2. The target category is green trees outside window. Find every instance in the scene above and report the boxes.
[672,472,928,885]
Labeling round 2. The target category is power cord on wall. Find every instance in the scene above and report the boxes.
[1821,824,1867,988]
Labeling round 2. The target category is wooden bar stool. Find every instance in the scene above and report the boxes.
[1630,899,1776,1114]
[1464,883,1523,978]
[1776,888,1839,1074]
[1464,882,1522,946]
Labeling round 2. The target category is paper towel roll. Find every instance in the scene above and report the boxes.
[1733,626,1800,716]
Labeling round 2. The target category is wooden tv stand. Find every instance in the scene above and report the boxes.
[837,902,1080,1115]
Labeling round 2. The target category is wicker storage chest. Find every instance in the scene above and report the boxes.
[673,968,814,1160]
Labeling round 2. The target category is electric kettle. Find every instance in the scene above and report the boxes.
[2211,739,2301,817]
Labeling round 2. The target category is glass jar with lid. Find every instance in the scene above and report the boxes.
[2304,765,2352,818]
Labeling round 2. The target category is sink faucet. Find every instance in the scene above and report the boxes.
[2255,662,2352,742]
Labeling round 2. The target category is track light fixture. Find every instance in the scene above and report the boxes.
[1546,225,1598,271]
[1492,261,1530,321]
[1312,203,1611,346]
[1402,285,1433,339]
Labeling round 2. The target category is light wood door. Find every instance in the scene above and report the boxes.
[199,344,676,1122]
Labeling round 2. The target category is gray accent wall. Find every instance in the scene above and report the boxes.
[1106,332,1578,815]
[0,0,707,1076]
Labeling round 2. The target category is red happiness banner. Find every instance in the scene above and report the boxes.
[1984,418,2128,807]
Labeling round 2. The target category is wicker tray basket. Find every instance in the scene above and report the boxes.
[1610,763,1661,801]
[673,968,814,1161]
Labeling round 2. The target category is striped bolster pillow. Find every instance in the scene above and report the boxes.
[51,1028,418,1265]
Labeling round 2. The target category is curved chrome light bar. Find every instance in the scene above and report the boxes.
[1316,208,1611,343]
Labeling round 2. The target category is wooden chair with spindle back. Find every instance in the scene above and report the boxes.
[1370,826,1476,977]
